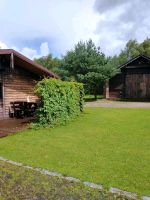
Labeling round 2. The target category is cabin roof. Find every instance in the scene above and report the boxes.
[119,54,150,69]
[0,49,59,78]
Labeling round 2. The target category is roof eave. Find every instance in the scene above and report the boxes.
[119,54,150,69]
[0,49,59,78]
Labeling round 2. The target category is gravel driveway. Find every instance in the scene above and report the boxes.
[85,99,150,108]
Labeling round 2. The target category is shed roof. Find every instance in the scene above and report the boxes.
[119,54,150,69]
[0,49,59,78]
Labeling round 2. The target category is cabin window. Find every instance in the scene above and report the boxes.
[0,83,3,100]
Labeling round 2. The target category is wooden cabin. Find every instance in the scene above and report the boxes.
[106,54,150,101]
[0,49,58,118]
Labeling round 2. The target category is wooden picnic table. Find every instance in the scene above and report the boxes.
[9,101,37,118]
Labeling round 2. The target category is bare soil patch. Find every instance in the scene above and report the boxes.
[0,117,33,138]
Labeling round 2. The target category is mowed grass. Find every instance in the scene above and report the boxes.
[0,108,150,196]
[84,94,104,101]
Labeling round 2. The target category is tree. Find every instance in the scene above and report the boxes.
[60,39,118,99]
[34,54,60,72]
[139,38,150,56]
[117,38,150,65]
[118,39,140,64]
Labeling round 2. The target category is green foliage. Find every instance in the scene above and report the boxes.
[59,39,118,98]
[34,54,61,73]
[34,38,150,98]
[140,38,150,56]
[35,78,84,127]
[117,38,150,65]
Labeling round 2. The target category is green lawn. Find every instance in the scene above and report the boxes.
[84,94,104,101]
[0,108,150,196]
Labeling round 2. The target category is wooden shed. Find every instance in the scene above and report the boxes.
[0,49,58,118]
[106,54,150,101]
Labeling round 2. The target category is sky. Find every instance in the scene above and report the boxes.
[0,0,150,59]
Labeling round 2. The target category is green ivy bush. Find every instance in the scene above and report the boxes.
[34,78,84,127]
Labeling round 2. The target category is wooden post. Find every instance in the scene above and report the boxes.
[105,80,109,99]
[2,80,5,118]
[10,53,14,69]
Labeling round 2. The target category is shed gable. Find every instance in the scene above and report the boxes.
[120,55,150,69]
[108,54,150,101]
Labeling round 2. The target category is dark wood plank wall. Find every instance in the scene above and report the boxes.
[109,72,150,101]
[0,102,3,118]
[109,57,150,101]
[0,74,3,118]
[125,72,150,100]
[109,74,123,99]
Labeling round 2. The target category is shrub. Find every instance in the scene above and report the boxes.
[34,78,84,127]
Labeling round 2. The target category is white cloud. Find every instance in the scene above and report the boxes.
[94,0,150,55]
[72,0,100,45]
[21,47,38,59]
[40,42,49,57]
[0,0,98,56]
[20,42,51,59]
[0,41,8,49]
[0,0,150,57]
[0,40,50,60]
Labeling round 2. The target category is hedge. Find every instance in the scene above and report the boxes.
[35,78,84,127]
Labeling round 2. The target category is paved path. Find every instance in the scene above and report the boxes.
[85,99,150,108]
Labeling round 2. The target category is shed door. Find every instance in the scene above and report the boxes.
[125,74,150,100]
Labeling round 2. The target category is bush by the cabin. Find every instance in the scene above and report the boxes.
[35,78,84,127]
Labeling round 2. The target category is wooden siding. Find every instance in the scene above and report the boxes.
[125,73,150,100]
[3,67,39,117]
[0,101,3,118]
[109,56,150,101]
[109,74,123,100]
[0,52,57,118]
[0,74,3,118]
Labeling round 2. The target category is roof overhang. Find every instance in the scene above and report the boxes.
[0,49,59,78]
[119,54,150,69]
